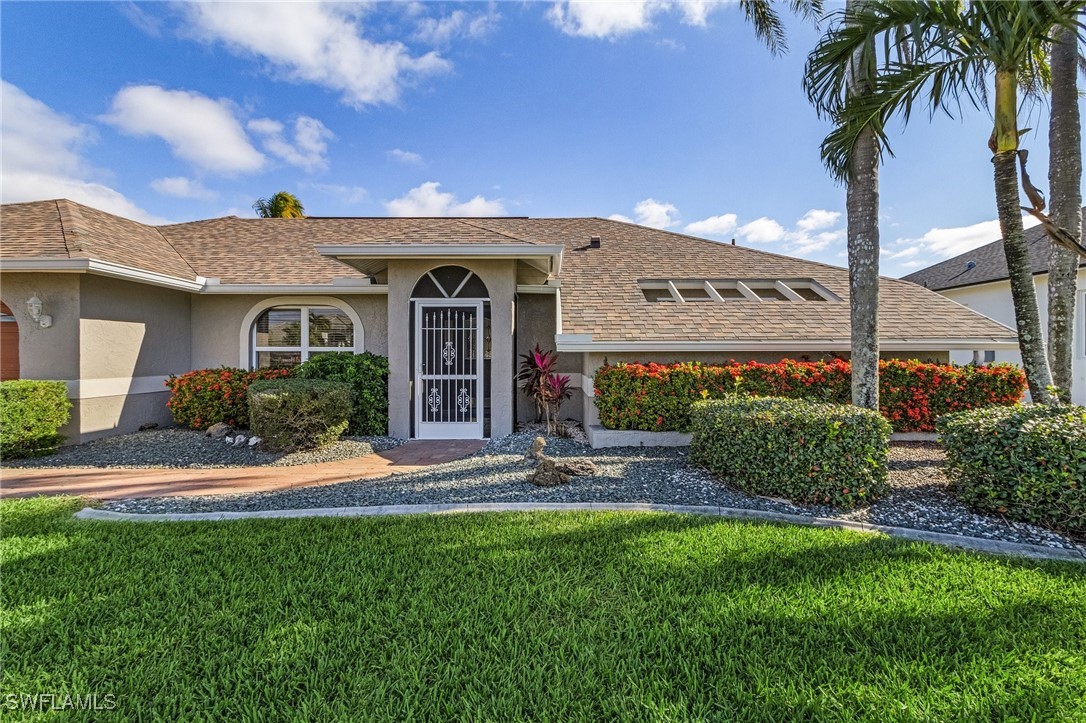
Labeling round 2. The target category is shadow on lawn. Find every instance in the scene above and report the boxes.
[3,500,1085,720]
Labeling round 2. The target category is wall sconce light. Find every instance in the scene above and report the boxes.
[26,296,52,329]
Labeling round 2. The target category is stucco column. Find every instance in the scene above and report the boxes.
[485,262,515,438]
[386,263,414,439]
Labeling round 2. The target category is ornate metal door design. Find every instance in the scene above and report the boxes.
[414,300,484,439]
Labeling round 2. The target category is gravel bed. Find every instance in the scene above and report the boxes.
[102,431,1084,552]
[2,428,403,469]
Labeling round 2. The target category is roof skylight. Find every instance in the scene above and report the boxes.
[639,279,840,303]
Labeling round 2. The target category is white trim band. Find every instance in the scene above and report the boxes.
[65,375,169,400]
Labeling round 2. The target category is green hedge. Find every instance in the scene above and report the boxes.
[0,380,72,458]
[938,405,1086,536]
[248,379,353,452]
[594,359,1026,433]
[293,352,389,436]
[689,396,892,508]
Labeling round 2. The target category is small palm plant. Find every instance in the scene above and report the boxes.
[517,345,571,434]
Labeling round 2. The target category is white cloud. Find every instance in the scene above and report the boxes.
[249,116,333,172]
[796,209,841,233]
[150,176,217,200]
[118,1,163,36]
[385,181,505,216]
[737,216,787,243]
[181,2,450,109]
[884,215,1042,268]
[684,213,737,237]
[609,197,679,228]
[0,80,165,223]
[547,1,724,39]
[388,148,424,165]
[735,209,845,255]
[102,85,265,174]
[413,7,500,45]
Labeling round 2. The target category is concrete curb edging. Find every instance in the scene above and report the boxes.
[73,503,1085,563]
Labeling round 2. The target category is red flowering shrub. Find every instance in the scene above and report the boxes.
[594,359,1025,433]
[165,367,292,430]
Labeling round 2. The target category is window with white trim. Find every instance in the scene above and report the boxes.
[639,279,840,303]
[251,305,354,368]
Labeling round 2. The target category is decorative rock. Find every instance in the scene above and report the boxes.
[527,458,569,487]
[555,459,597,477]
[526,436,546,460]
[206,423,233,439]
[138,423,159,431]
[233,435,247,447]
[248,436,262,447]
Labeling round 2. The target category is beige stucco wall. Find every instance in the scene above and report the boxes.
[76,275,193,441]
[190,294,388,369]
[515,292,581,423]
[0,273,82,442]
[387,260,516,439]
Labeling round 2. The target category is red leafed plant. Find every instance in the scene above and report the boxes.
[518,345,572,433]
[165,366,292,430]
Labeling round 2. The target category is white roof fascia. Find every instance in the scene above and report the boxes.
[315,243,565,277]
[0,258,203,292]
[554,334,1021,352]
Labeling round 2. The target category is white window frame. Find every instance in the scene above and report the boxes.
[638,278,841,303]
[239,296,364,369]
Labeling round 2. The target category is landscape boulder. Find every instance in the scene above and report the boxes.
[205,422,233,439]
[527,456,598,487]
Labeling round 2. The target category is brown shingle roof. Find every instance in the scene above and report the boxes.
[1,200,1015,344]
[481,218,1015,344]
[1,199,197,280]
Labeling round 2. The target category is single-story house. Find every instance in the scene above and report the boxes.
[1,199,1019,443]
[904,212,1086,405]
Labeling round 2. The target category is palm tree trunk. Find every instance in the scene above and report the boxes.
[993,70,1053,405]
[1046,27,1081,400]
[845,0,880,410]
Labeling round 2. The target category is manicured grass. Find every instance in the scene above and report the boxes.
[3,498,1085,721]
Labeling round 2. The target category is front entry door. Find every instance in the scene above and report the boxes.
[414,301,484,439]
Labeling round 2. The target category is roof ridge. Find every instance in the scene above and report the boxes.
[454,217,539,245]
[55,199,88,256]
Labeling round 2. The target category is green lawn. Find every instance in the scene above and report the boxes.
[3,498,1085,721]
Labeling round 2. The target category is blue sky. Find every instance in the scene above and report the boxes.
[2,1,1079,277]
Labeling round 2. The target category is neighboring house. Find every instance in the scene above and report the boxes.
[1,199,1018,443]
[904,213,1086,406]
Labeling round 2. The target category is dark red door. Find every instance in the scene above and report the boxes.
[1,302,19,381]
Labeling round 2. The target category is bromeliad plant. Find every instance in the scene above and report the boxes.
[518,345,572,434]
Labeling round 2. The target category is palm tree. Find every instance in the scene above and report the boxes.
[1046,27,1082,400]
[738,0,824,56]
[253,192,305,219]
[804,1,1084,405]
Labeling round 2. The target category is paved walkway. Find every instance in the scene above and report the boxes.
[0,439,486,501]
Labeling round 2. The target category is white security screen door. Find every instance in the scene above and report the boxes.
[414,301,484,439]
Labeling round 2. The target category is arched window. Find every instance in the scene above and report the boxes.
[251,304,355,368]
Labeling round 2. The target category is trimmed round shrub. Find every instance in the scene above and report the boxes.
[938,404,1086,536]
[293,352,389,436]
[689,396,892,508]
[248,379,353,452]
[594,359,1025,433]
[165,367,291,431]
[0,380,72,458]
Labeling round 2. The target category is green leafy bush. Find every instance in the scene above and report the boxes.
[689,396,892,508]
[938,405,1086,536]
[165,367,291,431]
[248,379,353,452]
[293,352,389,436]
[595,359,1025,433]
[0,380,72,458]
